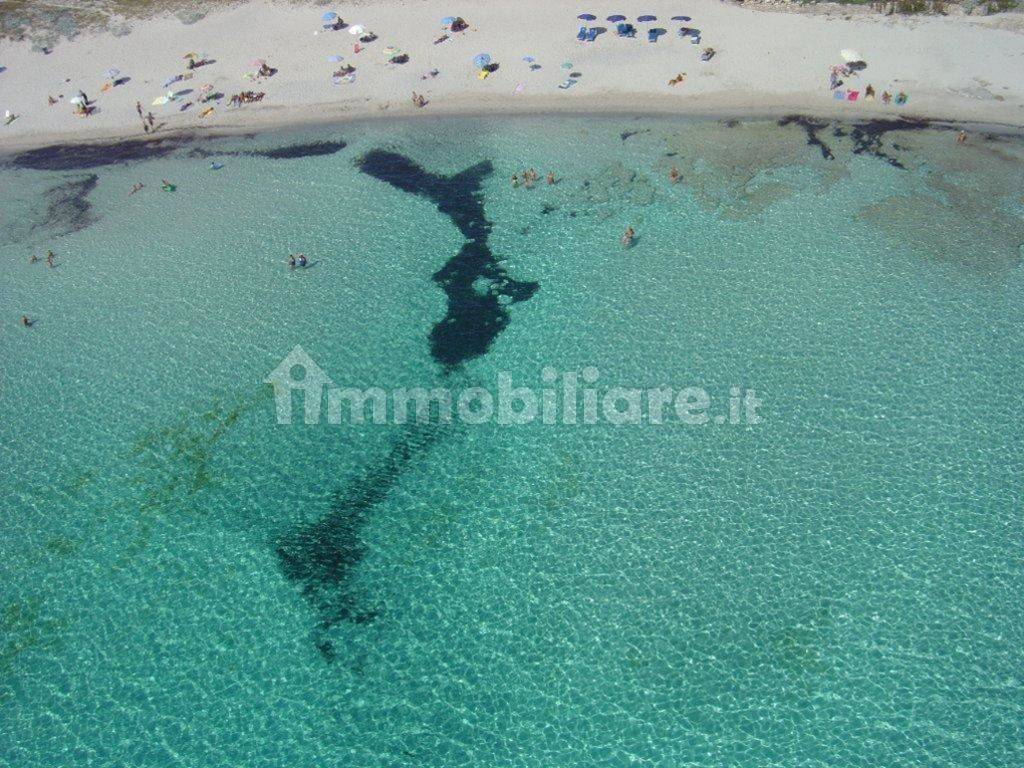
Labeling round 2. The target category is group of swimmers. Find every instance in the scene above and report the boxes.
[22,251,58,326]
[512,169,556,188]
[28,250,56,268]
[287,254,309,269]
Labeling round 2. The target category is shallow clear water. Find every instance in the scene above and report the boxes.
[1,116,1023,766]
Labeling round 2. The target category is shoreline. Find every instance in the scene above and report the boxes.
[2,1,1023,155]
[3,101,1023,164]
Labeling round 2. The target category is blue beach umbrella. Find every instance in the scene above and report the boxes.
[473,53,492,68]
[578,14,597,21]
[607,14,627,22]
[442,16,456,25]
[637,15,658,22]
[327,54,343,62]
[671,15,692,21]
[103,67,120,79]
[321,11,337,22]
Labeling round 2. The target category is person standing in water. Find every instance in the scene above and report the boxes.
[297,254,308,268]
[669,166,680,184]
[287,254,296,269]
[622,227,635,248]
[21,315,33,327]
[45,251,55,268]
[546,171,556,185]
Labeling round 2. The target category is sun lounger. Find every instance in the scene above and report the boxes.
[617,23,637,37]
[577,26,587,41]
[586,28,599,42]
[648,29,659,43]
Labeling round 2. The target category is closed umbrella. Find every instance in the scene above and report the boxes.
[473,53,492,68]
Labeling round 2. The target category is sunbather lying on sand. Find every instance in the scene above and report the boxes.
[668,73,686,86]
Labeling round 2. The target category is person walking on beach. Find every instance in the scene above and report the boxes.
[147,111,155,128]
[136,101,143,118]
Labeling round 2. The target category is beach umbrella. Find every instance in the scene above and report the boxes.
[637,15,657,22]
[671,15,692,21]
[200,83,213,93]
[321,11,337,22]
[607,14,627,22]
[578,13,597,21]
[840,49,863,63]
[103,67,120,79]
[151,96,169,106]
[249,58,266,67]
[348,24,365,35]
[442,16,456,25]
[327,54,343,62]
[383,46,400,58]
[69,95,85,105]
[182,52,197,59]
[522,55,536,63]
[473,53,491,68]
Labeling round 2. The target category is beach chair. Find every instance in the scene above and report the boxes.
[577,26,587,41]
[617,23,636,37]
[586,28,599,42]
[647,29,658,43]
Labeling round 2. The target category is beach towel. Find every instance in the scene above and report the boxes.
[833,89,846,101]
[558,79,577,90]
[847,90,859,101]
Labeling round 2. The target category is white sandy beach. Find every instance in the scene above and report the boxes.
[1,0,1023,150]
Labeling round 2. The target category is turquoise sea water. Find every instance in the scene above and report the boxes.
[1,116,1023,766]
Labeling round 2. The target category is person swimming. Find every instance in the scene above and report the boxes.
[161,179,176,192]
[29,254,39,264]
[287,254,296,269]
[546,171,556,185]
[511,174,519,188]
[129,182,144,196]
[21,315,33,327]
[669,166,680,184]
[622,227,635,248]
